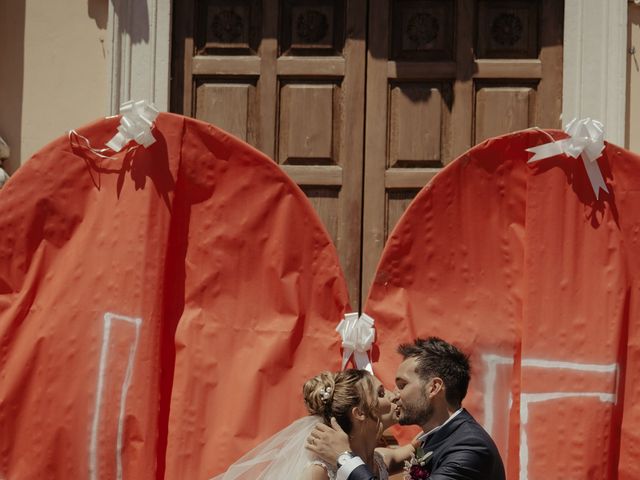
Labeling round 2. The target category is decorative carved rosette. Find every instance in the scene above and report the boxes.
[210,9,244,43]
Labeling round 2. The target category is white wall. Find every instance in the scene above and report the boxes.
[627,1,640,153]
[563,0,628,146]
[0,0,109,172]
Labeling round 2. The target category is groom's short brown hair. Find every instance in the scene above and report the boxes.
[398,337,471,406]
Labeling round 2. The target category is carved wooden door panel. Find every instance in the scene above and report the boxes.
[361,0,563,296]
[172,0,367,305]
[172,0,563,307]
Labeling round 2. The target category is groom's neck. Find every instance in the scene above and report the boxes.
[422,404,460,432]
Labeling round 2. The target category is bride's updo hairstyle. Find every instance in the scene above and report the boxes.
[303,369,378,434]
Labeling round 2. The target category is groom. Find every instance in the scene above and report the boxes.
[306,337,505,480]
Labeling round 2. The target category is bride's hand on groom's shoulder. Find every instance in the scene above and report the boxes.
[305,417,350,465]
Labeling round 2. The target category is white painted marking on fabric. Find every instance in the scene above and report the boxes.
[89,313,142,480]
[482,354,514,436]
[481,355,619,436]
[521,358,618,373]
[481,354,618,480]
[519,392,615,480]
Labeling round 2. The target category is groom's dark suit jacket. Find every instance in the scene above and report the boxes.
[347,409,505,480]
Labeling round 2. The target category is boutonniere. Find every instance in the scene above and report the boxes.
[403,446,433,479]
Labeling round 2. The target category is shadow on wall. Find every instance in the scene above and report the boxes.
[87,0,108,30]
[102,0,150,44]
[0,0,25,174]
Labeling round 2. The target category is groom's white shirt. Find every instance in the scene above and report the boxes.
[336,456,364,480]
[335,407,464,479]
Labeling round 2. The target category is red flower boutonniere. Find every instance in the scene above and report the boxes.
[403,446,433,479]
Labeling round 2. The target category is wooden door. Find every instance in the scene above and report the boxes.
[172,0,367,306]
[362,0,563,296]
[172,0,563,308]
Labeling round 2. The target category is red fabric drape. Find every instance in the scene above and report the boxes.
[0,113,350,479]
[365,130,640,479]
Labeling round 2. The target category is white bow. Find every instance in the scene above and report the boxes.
[526,118,608,199]
[335,312,375,373]
[106,100,159,152]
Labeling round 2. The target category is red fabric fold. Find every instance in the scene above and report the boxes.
[366,130,640,479]
[0,113,350,479]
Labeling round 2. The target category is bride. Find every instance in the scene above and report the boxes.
[212,369,415,479]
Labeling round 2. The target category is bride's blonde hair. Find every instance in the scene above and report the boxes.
[303,369,378,434]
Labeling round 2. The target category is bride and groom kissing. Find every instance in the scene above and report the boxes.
[214,337,505,480]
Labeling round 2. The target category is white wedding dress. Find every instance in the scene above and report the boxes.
[211,416,389,480]
[310,452,388,480]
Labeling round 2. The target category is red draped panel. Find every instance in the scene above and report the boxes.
[365,130,640,479]
[0,114,349,479]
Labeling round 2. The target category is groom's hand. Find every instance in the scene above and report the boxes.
[305,417,350,466]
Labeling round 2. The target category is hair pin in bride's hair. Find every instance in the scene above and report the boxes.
[320,386,333,404]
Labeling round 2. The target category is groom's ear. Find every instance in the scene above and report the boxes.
[427,377,444,398]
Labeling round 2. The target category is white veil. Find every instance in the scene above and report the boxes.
[211,416,322,479]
